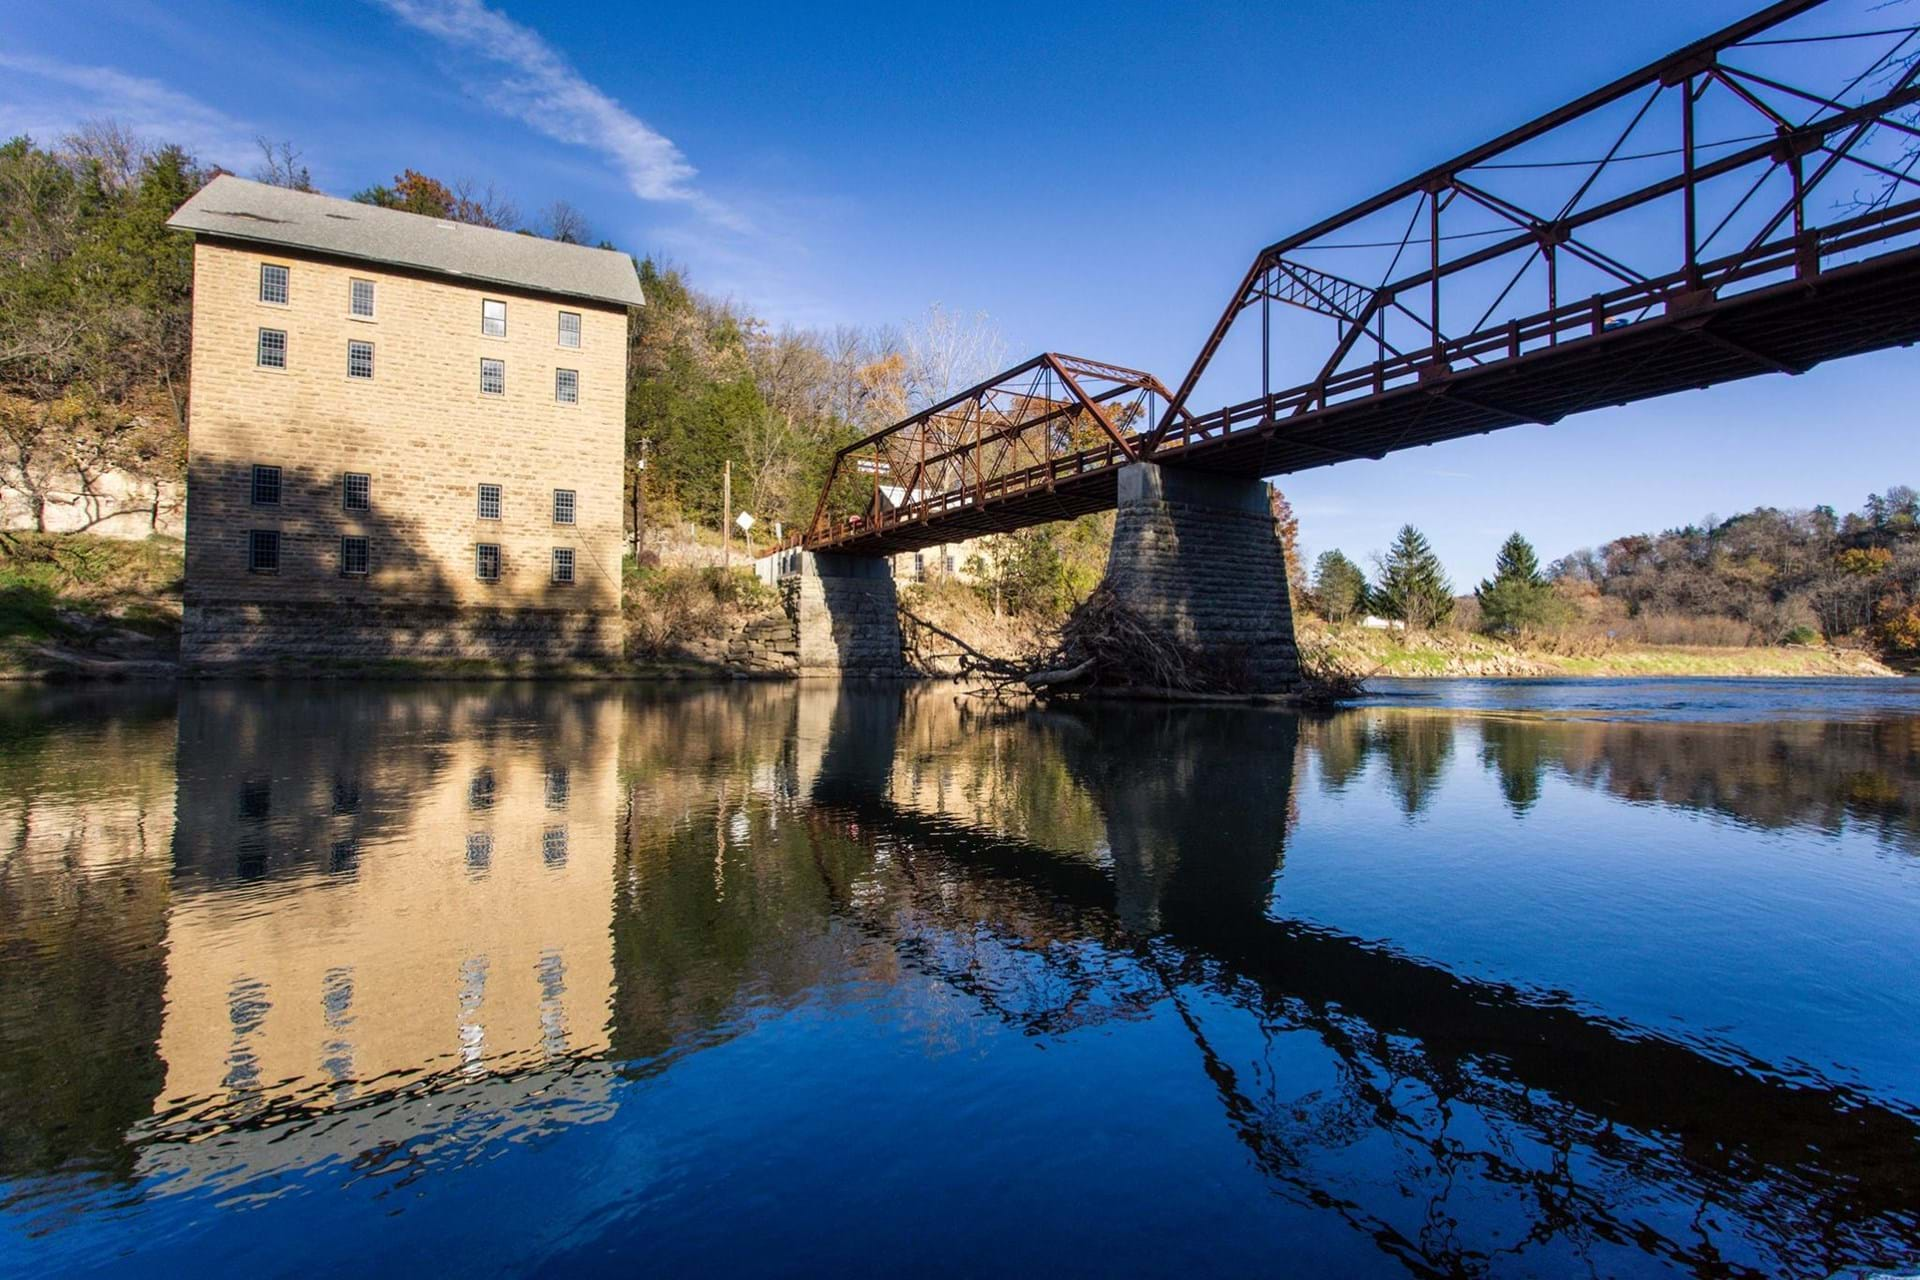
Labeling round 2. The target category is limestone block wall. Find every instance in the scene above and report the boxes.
[183,601,618,665]
[180,239,626,665]
[791,553,906,677]
[1101,462,1300,693]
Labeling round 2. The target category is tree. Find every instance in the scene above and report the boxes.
[536,200,592,244]
[1374,525,1454,631]
[1476,532,1563,634]
[1312,549,1367,623]
[252,138,313,192]
[352,170,518,229]
[1268,485,1310,604]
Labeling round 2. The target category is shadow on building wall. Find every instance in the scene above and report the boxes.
[184,461,616,667]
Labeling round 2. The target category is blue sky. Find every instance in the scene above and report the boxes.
[4,0,1913,582]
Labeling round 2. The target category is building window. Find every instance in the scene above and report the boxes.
[248,530,280,573]
[542,825,568,868]
[251,464,281,506]
[350,278,375,318]
[469,767,495,810]
[477,483,502,521]
[551,547,575,585]
[347,340,375,380]
[257,327,287,368]
[912,552,925,582]
[259,263,289,305]
[339,535,370,577]
[480,358,505,396]
[545,765,570,810]
[476,542,501,582]
[555,368,579,404]
[342,472,370,511]
[558,311,581,348]
[465,832,492,874]
[552,489,576,525]
[482,298,507,337]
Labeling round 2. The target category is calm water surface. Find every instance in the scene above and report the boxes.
[2,677,1918,1277]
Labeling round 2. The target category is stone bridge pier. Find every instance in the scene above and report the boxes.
[783,551,907,678]
[1100,461,1300,694]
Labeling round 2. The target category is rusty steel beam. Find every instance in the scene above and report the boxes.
[1144,0,1918,453]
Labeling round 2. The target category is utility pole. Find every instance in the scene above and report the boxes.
[721,459,731,570]
[631,437,651,559]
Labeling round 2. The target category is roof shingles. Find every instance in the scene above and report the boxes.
[167,175,644,309]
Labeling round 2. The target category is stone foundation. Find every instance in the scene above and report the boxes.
[182,600,618,668]
[1100,461,1299,693]
[790,552,906,677]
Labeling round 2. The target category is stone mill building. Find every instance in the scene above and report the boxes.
[166,176,642,665]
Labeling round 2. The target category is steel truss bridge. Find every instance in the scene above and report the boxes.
[804,0,1920,556]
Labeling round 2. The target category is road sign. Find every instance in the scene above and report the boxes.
[734,512,755,532]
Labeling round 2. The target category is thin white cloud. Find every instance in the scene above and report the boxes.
[0,51,256,164]
[370,0,743,230]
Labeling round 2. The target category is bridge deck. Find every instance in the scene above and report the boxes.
[806,242,1920,558]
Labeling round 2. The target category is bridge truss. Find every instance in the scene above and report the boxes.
[804,0,1920,555]
[804,354,1183,554]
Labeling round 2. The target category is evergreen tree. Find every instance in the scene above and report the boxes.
[1374,525,1454,631]
[1312,549,1368,623]
[1476,532,1561,634]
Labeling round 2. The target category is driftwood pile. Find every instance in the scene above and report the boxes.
[904,587,1366,704]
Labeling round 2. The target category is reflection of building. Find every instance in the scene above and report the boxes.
[159,688,619,1122]
[166,177,642,663]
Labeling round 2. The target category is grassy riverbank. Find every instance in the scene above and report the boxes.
[1302,620,1897,678]
[0,533,1904,681]
[0,533,183,676]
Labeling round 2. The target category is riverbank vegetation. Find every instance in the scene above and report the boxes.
[0,531,180,672]
[1305,488,1920,668]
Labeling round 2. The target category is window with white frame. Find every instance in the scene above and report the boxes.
[342,472,370,511]
[248,529,280,573]
[251,464,281,506]
[551,547,575,584]
[257,328,287,368]
[554,368,579,404]
[347,340,374,379]
[259,263,289,305]
[480,358,505,396]
[475,542,502,581]
[552,489,576,525]
[558,311,581,348]
[482,299,507,337]
[477,483,502,520]
[339,535,370,577]
[350,278,376,318]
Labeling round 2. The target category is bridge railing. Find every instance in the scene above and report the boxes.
[804,354,1179,550]
[1147,0,1920,451]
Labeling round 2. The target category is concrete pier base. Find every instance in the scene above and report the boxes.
[788,551,906,677]
[1100,461,1300,694]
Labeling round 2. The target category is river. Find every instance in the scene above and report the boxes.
[1,678,1917,1277]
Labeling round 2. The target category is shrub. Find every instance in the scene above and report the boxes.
[1782,624,1820,647]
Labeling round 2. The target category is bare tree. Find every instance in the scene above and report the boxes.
[536,200,593,244]
[251,137,313,191]
[59,119,148,194]
[449,179,520,231]
[900,304,1007,410]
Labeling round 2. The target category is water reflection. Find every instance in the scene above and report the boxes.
[0,682,1916,1277]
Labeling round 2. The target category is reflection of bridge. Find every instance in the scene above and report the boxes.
[807,1,1920,558]
[806,689,1920,1273]
[783,3,1920,690]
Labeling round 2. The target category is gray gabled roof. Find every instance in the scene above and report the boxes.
[167,175,644,309]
